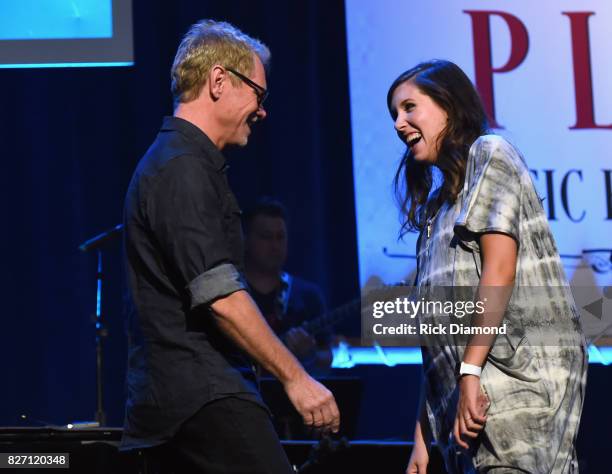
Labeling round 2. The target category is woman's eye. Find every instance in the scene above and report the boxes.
[404,103,414,112]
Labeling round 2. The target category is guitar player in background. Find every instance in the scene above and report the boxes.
[244,198,364,442]
[243,198,334,376]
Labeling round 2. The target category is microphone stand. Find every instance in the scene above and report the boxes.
[78,224,123,426]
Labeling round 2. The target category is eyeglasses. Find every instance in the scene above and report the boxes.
[226,67,269,107]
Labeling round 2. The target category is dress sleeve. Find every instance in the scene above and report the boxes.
[147,155,246,308]
[454,136,523,252]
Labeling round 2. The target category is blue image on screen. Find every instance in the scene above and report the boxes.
[0,0,112,40]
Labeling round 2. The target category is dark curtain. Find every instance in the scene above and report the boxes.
[0,0,358,426]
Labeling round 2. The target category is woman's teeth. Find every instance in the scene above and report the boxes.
[407,132,422,146]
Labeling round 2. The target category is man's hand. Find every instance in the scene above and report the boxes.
[211,291,340,433]
[453,375,487,449]
[284,327,317,360]
[283,371,340,433]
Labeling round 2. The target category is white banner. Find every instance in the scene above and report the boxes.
[345,0,612,288]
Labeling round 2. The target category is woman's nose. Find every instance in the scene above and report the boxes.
[395,116,405,132]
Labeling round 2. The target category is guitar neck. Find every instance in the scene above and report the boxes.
[301,299,362,337]
[282,282,407,339]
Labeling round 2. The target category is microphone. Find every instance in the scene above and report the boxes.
[78,224,124,252]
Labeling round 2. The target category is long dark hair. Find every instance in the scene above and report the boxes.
[387,60,489,236]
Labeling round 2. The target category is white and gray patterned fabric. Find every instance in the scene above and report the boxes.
[415,135,587,473]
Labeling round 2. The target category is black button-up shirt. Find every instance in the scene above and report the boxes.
[121,116,263,450]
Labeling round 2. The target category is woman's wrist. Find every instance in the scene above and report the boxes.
[459,361,482,377]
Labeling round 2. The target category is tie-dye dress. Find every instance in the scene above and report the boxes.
[415,134,588,473]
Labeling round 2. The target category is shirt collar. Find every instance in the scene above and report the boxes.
[160,116,227,172]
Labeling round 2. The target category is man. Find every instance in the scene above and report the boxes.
[121,20,339,474]
[243,199,333,373]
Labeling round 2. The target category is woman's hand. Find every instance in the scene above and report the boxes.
[453,375,487,449]
[406,440,429,473]
[406,419,430,473]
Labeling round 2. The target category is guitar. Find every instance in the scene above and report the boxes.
[280,281,410,340]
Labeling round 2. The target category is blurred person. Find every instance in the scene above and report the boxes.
[243,198,333,374]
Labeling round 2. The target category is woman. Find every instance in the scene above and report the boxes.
[387,60,587,473]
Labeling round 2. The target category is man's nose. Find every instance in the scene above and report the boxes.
[256,104,267,120]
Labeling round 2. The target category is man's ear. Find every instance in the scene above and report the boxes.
[208,65,226,101]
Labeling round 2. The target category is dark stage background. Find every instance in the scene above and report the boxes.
[0,0,359,427]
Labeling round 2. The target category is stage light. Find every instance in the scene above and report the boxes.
[0,0,133,68]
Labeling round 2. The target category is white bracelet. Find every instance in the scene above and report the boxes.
[459,362,482,377]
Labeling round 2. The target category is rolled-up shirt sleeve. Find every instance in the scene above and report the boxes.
[187,263,245,309]
[147,154,246,308]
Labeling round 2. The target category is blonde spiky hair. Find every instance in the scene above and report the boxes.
[171,19,270,104]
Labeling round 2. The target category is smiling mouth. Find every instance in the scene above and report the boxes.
[247,111,260,125]
[406,132,422,147]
